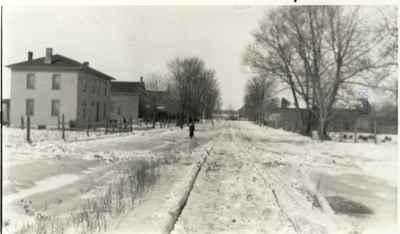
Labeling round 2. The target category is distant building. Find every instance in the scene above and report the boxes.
[214,109,239,120]
[265,106,366,132]
[6,48,115,128]
[110,79,146,121]
[238,106,247,120]
[143,90,178,119]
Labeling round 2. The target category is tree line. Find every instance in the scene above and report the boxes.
[143,57,221,128]
[243,6,397,139]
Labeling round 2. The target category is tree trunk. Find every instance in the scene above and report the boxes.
[318,119,331,141]
[179,113,184,129]
[152,109,156,128]
[289,79,306,135]
[304,109,313,136]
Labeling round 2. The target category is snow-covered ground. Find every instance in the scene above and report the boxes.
[173,121,398,234]
[2,122,221,233]
[2,121,397,234]
[2,125,175,155]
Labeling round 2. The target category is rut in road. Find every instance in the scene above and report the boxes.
[231,125,338,234]
[229,126,300,234]
[172,125,285,234]
[162,128,227,234]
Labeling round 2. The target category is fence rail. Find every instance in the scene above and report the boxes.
[15,115,178,143]
[264,119,397,144]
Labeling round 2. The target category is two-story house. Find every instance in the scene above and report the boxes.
[7,48,116,128]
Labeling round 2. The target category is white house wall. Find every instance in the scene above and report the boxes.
[9,70,78,127]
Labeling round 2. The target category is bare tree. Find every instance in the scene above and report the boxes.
[243,75,276,124]
[377,7,398,100]
[144,73,167,128]
[168,57,221,127]
[244,6,397,139]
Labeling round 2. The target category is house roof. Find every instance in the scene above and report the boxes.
[7,54,116,80]
[146,90,167,97]
[111,81,145,94]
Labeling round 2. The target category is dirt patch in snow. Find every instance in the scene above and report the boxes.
[326,196,374,216]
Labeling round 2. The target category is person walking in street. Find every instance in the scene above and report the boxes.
[189,119,195,139]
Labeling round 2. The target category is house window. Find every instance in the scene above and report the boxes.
[83,81,87,92]
[26,73,35,89]
[104,84,107,96]
[103,102,107,118]
[98,81,101,95]
[26,99,34,116]
[82,101,87,119]
[52,74,61,90]
[92,80,96,94]
[96,101,100,121]
[51,100,60,116]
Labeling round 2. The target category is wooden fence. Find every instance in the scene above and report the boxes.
[264,118,397,144]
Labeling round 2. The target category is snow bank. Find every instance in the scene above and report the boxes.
[156,144,213,234]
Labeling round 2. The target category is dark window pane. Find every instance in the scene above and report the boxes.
[52,74,61,90]
[27,74,35,89]
[51,100,60,116]
[26,99,34,116]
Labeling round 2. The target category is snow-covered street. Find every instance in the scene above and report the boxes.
[173,121,397,234]
[2,121,397,234]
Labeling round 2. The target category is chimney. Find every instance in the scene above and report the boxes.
[80,61,89,69]
[140,76,144,83]
[44,48,53,64]
[28,51,33,61]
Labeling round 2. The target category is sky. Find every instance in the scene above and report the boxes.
[2,6,272,109]
[2,5,397,110]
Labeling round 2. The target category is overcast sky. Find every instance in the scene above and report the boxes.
[2,6,273,109]
[2,5,396,109]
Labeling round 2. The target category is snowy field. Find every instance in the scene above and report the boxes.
[2,121,398,234]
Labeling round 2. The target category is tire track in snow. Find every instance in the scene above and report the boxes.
[230,124,329,234]
[229,125,300,234]
[172,124,274,233]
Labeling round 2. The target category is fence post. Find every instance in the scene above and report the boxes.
[353,125,357,143]
[130,117,133,132]
[374,121,377,144]
[339,121,343,142]
[21,116,25,129]
[61,114,65,141]
[86,119,90,137]
[57,115,60,129]
[105,119,108,134]
[26,115,31,143]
